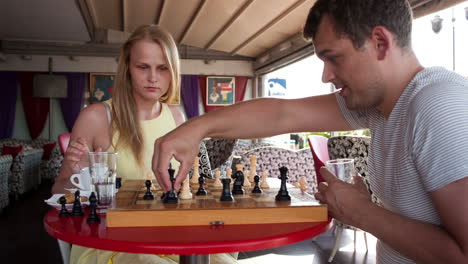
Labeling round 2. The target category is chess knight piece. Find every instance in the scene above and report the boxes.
[232,170,245,195]
[275,166,291,201]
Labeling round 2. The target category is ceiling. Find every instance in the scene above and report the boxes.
[0,0,466,72]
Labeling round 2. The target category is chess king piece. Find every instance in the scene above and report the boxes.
[58,196,71,217]
[260,170,270,189]
[163,165,179,204]
[190,156,200,184]
[213,170,223,188]
[243,169,251,187]
[275,166,291,201]
[220,178,234,202]
[143,180,155,200]
[249,155,257,182]
[232,170,245,195]
[71,190,84,216]
[179,176,192,200]
[196,175,207,195]
[252,175,262,194]
[87,192,100,223]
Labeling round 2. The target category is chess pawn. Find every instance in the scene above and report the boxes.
[146,172,157,190]
[213,170,222,188]
[243,169,251,187]
[226,168,232,179]
[260,170,270,189]
[190,157,200,184]
[179,176,192,200]
[299,176,308,193]
[249,155,257,182]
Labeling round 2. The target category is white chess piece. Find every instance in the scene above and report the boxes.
[249,155,257,183]
[260,170,270,188]
[243,169,251,187]
[235,163,244,172]
[179,176,192,200]
[190,157,200,184]
[226,168,233,185]
[213,170,222,188]
[299,176,308,193]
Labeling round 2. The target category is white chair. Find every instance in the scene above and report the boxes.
[57,239,71,264]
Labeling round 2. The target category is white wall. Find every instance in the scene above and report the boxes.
[0,54,254,140]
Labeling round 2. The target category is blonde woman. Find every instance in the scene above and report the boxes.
[52,25,237,264]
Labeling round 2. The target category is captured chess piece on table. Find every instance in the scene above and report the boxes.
[275,166,291,201]
[72,190,84,216]
[143,180,155,200]
[58,196,71,217]
[87,192,100,223]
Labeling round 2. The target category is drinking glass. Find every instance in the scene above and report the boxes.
[88,152,118,207]
[325,159,355,183]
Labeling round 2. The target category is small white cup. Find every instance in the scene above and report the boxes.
[70,167,92,190]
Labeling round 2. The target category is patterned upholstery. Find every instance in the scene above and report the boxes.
[327,135,379,204]
[239,146,317,194]
[9,148,43,197]
[204,138,238,172]
[0,155,13,211]
[189,140,213,179]
[0,138,62,182]
[233,141,275,156]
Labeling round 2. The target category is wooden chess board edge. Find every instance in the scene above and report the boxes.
[106,206,328,227]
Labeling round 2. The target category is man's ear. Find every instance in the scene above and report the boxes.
[370,26,391,60]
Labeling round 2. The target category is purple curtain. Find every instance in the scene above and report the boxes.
[181,75,200,119]
[0,72,18,139]
[59,73,87,131]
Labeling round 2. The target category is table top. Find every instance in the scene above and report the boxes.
[44,209,331,255]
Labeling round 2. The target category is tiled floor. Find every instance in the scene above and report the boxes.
[0,181,377,264]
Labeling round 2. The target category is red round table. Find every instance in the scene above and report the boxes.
[44,209,331,263]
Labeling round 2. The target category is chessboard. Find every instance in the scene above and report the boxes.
[106,178,327,227]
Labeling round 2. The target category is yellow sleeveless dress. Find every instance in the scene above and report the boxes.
[70,101,237,264]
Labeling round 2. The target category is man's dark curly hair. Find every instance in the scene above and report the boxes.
[303,0,413,49]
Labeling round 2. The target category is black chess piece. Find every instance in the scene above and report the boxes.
[115,177,122,189]
[252,175,262,194]
[275,166,291,201]
[87,192,100,223]
[196,175,207,196]
[163,165,179,204]
[71,190,84,216]
[58,196,71,217]
[143,180,155,200]
[220,178,234,202]
[231,170,245,195]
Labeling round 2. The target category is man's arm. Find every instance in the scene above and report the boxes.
[153,93,352,191]
[317,169,468,263]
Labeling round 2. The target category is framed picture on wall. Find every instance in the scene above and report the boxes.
[89,73,115,103]
[206,76,235,106]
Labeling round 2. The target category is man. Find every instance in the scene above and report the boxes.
[153,0,468,263]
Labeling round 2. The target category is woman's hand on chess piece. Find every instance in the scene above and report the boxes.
[314,167,371,228]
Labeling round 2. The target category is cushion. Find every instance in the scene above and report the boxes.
[42,143,57,160]
[2,145,23,159]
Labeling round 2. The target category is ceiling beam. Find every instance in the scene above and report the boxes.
[122,0,127,32]
[411,0,467,18]
[204,0,254,50]
[0,40,254,61]
[178,0,208,44]
[155,0,165,25]
[230,0,307,55]
[75,0,96,41]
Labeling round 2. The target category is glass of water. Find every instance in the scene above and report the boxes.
[88,152,118,208]
[325,159,355,183]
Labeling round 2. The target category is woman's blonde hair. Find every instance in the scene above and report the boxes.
[111,24,180,163]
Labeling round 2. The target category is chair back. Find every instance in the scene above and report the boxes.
[307,135,330,184]
[58,133,71,155]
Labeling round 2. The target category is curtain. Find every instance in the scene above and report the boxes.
[199,76,249,113]
[19,72,49,139]
[181,75,200,119]
[0,72,18,139]
[59,73,87,131]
